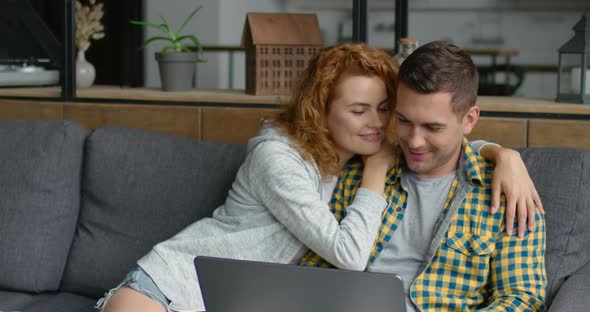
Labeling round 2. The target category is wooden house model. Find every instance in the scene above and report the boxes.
[241,13,323,96]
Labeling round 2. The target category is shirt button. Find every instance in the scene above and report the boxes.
[467,247,474,253]
[535,274,540,281]
[395,207,402,212]
[376,242,383,249]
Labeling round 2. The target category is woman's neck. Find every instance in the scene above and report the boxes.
[338,151,354,169]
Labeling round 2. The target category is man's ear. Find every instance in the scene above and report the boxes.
[462,106,480,135]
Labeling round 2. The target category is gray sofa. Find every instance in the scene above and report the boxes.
[0,119,588,312]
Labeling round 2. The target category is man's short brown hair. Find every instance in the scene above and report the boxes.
[398,41,478,118]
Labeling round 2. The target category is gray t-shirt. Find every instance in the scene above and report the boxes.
[368,170,457,312]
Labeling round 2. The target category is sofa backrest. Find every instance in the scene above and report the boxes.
[0,120,86,293]
[519,147,590,306]
[60,126,248,298]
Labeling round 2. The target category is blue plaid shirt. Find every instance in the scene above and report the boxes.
[300,138,547,311]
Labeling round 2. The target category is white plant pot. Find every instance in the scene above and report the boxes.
[76,51,96,88]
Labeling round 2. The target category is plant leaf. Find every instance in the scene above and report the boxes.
[129,20,165,32]
[179,34,204,58]
[161,45,176,55]
[176,6,201,36]
[159,16,176,40]
[159,15,169,28]
[143,36,173,46]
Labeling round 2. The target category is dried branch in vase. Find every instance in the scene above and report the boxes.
[76,0,105,53]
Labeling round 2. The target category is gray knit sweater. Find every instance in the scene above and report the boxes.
[137,123,388,311]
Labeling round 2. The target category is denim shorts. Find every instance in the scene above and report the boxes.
[95,265,170,311]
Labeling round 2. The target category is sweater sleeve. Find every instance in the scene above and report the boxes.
[470,140,501,154]
[247,142,387,271]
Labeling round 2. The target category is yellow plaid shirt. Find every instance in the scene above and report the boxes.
[300,138,547,311]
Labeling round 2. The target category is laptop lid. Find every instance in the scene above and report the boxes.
[195,256,406,312]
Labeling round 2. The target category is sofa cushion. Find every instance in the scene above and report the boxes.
[24,292,97,312]
[547,261,590,312]
[0,120,86,292]
[61,126,247,298]
[519,148,590,305]
[0,291,54,311]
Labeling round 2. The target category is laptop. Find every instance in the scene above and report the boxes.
[195,256,406,312]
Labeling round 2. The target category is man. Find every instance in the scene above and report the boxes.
[300,41,547,311]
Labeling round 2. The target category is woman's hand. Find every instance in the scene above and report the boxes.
[360,143,397,196]
[483,147,545,237]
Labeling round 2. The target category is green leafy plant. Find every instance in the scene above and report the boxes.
[130,6,205,59]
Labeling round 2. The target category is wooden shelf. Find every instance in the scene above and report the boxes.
[476,96,590,116]
[463,49,519,57]
[76,86,289,105]
[0,86,288,105]
[1,86,589,116]
[1,90,590,150]
[0,86,62,98]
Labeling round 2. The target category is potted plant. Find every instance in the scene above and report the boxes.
[75,0,105,88]
[130,6,205,91]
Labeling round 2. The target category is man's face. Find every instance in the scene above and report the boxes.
[395,82,479,179]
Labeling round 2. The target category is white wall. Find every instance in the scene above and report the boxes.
[404,10,581,99]
[143,0,283,90]
[143,0,589,99]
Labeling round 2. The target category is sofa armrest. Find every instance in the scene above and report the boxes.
[548,260,590,312]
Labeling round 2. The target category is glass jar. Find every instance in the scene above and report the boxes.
[393,38,418,66]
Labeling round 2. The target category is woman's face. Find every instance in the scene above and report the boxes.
[326,74,390,165]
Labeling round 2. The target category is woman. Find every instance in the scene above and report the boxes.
[99,43,542,312]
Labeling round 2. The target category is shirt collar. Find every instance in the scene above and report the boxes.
[460,137,485,186]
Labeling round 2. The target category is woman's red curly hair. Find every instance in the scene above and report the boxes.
[273,43,398,176]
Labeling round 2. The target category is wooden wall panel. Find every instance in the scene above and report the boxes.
[468,117,528,148]
[3,97,590,151]
[201,107,280,143]
[0,99,62,120]
[63,103,201,138]
[528,119,590,151]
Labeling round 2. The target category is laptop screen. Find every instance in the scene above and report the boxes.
[195,256,406,312]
